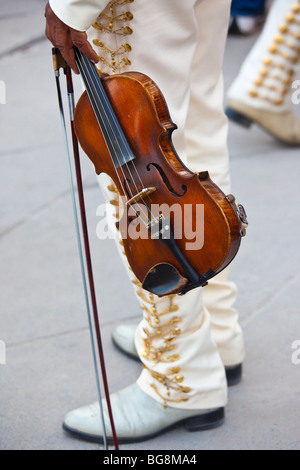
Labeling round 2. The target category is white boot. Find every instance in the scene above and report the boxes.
[227,0,300,145]
[63,383,224,444]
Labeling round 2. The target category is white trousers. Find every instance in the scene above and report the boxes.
[227,0,300,112]
[86,0,245,410]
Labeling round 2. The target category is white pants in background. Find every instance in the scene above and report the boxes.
[228,0,300,112]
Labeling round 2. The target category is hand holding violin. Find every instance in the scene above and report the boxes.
[44,2,99,74]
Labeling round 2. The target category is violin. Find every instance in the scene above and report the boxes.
[73,47,247,297]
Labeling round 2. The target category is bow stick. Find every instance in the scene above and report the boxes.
[52,48,119,450]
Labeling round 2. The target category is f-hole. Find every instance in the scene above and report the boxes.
[124,178,133,201]
[147,163,187,197]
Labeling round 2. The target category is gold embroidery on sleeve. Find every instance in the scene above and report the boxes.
[92,0,134,74]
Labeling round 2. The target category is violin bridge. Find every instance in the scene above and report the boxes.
[126,187,157,206]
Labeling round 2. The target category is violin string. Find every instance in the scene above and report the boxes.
[77,56,129,201]
[80,61,153,227]
[106,100,157,214]
[92,69,157,214]
[79,49,160,228]
[77,51,155,228]
[78,66,152,229]
[82,60,155,214]
[86,62,156,225]
[101,78,157,210]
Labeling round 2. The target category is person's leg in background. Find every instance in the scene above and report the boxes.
[226,0,300,145]
[184,2,246,379]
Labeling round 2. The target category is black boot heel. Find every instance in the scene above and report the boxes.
[226,107,253,128]
[226,363,243,387]
[184,407,225,432]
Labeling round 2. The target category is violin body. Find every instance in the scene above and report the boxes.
[74,68,246,296]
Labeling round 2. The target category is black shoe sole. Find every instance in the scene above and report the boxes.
[226,107,253,128]
[226,364,243,387]
[62,407,225,445]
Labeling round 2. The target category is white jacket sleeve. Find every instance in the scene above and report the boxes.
[49,0,106,31]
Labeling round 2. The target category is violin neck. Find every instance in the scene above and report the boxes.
[74,47,135,169]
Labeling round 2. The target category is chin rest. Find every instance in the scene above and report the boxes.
[142,263,188,297]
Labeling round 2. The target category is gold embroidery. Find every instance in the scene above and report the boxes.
[135,288,192,406]
[92,0,134,74]
[107,184,118,193]
[249,0,300,105]
[131,278,143,288]
[110,199,120,207]
[107,182,122,222]
[149,369,191,409]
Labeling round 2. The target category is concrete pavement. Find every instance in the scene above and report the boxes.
[0,0,300,450]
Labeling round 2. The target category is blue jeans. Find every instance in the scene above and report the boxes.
[231,0,266,17]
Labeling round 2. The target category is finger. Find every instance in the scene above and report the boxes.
[45,26,79,73]
[45,22,55,46]
[54,30,80,74]
[44,3,79,73]
[70,30,99,65]
[45,2,52,18]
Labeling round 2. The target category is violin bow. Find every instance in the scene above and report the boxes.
[52,48,119,450]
